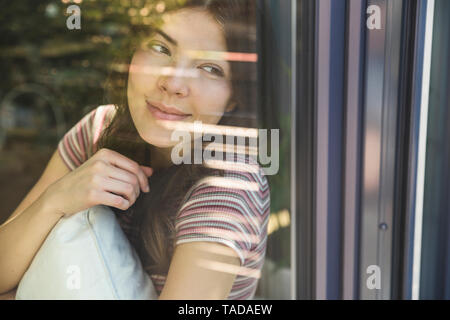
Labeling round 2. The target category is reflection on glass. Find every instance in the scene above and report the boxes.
[0,0,292,300]
[420,0,450,300]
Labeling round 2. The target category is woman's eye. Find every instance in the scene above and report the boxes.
[199,65,225,77]
[143,41,171,56]
[152,44,171,55]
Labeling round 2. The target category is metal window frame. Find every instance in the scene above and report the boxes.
[389,0,435,300]
[415,0,450,300]
[292,0,317,300]
[410,0,435,300]
[358,0,405,300]
[342,0,367,300]
[314,0,347,300]
[296,0,435,300]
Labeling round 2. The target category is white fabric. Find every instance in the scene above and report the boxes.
[16,205,157,300]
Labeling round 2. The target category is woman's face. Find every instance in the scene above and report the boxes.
[127,8,233,148]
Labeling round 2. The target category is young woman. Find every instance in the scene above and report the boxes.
[0,0,269,300]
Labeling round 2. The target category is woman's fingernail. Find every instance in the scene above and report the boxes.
[145,186,150,193]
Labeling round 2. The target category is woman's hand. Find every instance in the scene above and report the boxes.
[43,148,153,217]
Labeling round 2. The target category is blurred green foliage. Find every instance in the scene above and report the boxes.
[0,0,175,129]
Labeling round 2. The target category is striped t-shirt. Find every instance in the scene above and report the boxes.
[57,105,270,300]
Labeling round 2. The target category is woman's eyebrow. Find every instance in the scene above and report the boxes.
[154,28,178,46]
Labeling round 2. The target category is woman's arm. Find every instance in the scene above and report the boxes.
[0,148,153,294]
[0,150,70,294]
[158,242,240,300]
[0,287,16,300]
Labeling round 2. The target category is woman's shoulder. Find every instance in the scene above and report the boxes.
[96,104,117,123]
[90,104,117,144]
[187,153,270,201]
[179,153,270,223]
[221,153,270,196]
[57,104,117,170]
[68,104,117,142]
[90,104,117,131]
[174,154,270,262]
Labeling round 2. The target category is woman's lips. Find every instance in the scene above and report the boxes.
[146,101,191,121]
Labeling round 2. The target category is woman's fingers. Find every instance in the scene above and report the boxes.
[140,166,153,178]
[105,165,144,195]
[94,189,130,210]
[100,177,139,206]
[97,149,151,193]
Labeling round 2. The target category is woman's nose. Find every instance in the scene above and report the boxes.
[157,68,190,98]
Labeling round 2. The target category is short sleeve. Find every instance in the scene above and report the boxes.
[57,105,116,170]
[174,164,270,266]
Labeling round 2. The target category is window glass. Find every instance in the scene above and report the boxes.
[420,0,450,299]
[0,0,293,299]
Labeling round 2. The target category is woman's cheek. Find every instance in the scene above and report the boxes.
[194,78,231,121]
[195,100,229,124]
[130,70,152,93]
[129,54,160,91]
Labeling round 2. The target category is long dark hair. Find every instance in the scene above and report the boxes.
[97,0,259,275]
